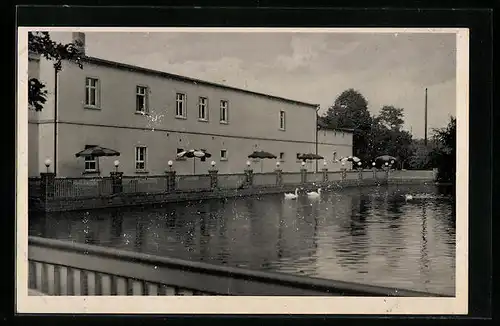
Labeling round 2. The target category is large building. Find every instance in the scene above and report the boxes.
[28,32,353,177]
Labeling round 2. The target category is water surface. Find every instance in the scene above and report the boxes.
[29,184,456,295]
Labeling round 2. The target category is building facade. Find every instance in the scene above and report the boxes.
[28,32,353,178]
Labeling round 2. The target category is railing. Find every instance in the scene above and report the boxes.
[281,172,301,185]
[253,172,277,187]
[327,171,342,181]
[28,170,436,203]
[306,172,324,184]
[345,171,359,180]
[122,175,169,194]
[176,174,211,192]
[28,236,449,297]
[54,177,113,198]
[28,177,41,198]
[217,173,246,189]
[389,170,435,179]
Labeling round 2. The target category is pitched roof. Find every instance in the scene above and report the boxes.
[80,56,320,108]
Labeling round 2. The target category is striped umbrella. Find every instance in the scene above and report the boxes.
[176,149,212,174]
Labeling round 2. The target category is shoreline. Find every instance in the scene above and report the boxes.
[29,177,439,213]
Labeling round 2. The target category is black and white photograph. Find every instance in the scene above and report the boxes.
[17,26,469,314]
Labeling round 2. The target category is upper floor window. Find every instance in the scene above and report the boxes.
[136,86,148,113]
[176,93,186,118]
[279,110,286,130]
[198,97,208,121]
[135,146,147,171]
[85,77,100,108]
[220,100,228,123]
[220,149,228,161]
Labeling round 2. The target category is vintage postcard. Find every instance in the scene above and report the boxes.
[16,27,469,314]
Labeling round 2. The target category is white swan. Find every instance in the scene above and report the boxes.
[284,188,299,200]
[405,194,413,201]
[307,188,322,198]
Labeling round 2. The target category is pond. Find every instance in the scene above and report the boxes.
[29,183,456,296]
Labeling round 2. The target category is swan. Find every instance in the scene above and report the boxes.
[284,188,299,200]
[405,194,413,201]
[307,188,322,198]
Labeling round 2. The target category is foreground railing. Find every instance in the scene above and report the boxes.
[28,236,448,297]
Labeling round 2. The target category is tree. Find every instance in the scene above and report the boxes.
[366,106,413,168]
[429,116,456,182]
[408,138,434,170]
[377,105,405,131]
[320,89,373,163]
[28,32,83,111]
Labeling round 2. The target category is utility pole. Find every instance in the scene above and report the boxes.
[424,87,428,146]
[53,66,59,176]
[315,106,320,173]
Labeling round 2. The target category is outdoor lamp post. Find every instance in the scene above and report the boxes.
[301,161,306,168]
[113,160,120,172]
[246,160,251,168]
[168,160,173,171]
[44,158,52,173]
[372,162,376,167]
[211,161,216,168]
[276,161,280,168]
[323,160,327,167]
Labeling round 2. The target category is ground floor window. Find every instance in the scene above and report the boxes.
[84,156,97,172]
[135,146,147,171]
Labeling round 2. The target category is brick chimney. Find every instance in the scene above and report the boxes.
[72,32,86,56]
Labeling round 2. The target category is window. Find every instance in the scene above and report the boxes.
[176,93,186,118]
[198,97,208,120]
[220,100,228,123]
[83,145,98,172]
[135,146,147,171]
[85,77,99,108]
[279,152,285,161]
[220,149,228,161]
[136,86,148,113]
[84,156,97,172]
[279,110,286,130]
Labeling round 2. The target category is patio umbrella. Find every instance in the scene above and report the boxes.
[338,156,361,169]
[177,149,212,174]
[340,156,361,163]
[375,155,397,167]
[297,153,324,162]
[297,153,325,171]
[75,146,120,175]
[248,150,277,172]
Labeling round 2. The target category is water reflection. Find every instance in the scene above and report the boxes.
[29,184,455,295]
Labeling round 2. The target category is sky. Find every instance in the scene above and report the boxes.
[51,30,457,138]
